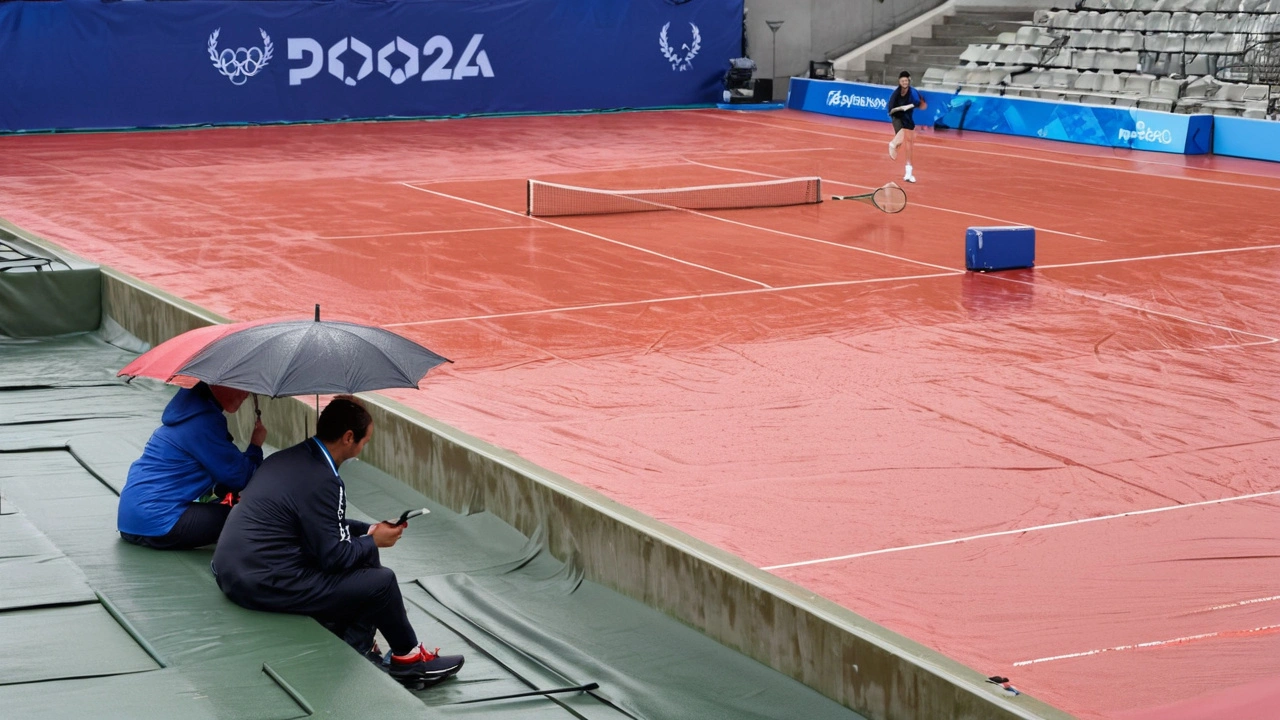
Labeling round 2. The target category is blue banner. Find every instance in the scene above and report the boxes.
[788,78,1212,155]
[788,78,949,126]
[0,0,743,132]
[1213,115,1280,163]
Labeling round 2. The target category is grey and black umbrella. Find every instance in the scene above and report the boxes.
[173,313,449,398]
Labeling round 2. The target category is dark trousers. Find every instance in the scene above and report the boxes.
[121,502,231,550]
[308,567,418,656]
[217,564,419,656]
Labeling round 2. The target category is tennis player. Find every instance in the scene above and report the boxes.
[887,71,926,183]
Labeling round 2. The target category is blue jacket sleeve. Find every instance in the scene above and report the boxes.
[187,411,262,491]
[299,476,379,572]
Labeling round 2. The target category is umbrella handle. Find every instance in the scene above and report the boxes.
[253,394,261,420]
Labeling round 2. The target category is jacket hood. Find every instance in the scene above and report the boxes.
[161,386,221,425]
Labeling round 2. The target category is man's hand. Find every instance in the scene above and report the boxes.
[250,418,268,447]
[367,521,404,548]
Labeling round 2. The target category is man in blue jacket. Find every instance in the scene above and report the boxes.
[212,395,464,690]
[118,382,267,550]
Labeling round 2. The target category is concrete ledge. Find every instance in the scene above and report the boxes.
[14,227,1075,720]
[833,0,956,78]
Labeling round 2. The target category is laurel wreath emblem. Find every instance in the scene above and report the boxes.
[208,28,274,86]
[659,22,701,72]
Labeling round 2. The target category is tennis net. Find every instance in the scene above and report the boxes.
[526,176,822,217]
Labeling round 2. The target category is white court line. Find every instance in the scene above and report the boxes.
[649,189,958,273]
[1180,594,1280,617]
[687,146,838,155]
[397,183,772,289]
[318,226,528,241]
[989,274,1280,348]
[761,488,1280,571]
[1036,242,1280,269]
[680,158,1278,348]
[682,158,1109,243]
[707,112,1280,193]
[1012,623,1280,667]
[384,270,959,328]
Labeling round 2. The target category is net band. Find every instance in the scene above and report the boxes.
[527,176,822,217]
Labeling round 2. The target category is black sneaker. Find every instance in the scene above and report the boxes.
[387,644,464,689]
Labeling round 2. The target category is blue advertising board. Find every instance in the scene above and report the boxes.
[788,78,1212,155]
[0,0,743,132]
[1213,115,1280,163]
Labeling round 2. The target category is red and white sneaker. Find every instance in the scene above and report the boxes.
[388,643,464,689]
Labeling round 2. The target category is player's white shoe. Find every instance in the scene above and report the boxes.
[904,172,916,183]
[888,141,898,160]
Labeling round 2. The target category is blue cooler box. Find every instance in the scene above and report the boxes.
[966,226,1035,272]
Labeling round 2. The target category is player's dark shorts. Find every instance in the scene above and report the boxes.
[892,114,916,132]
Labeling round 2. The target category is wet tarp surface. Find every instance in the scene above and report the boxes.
[5,111,1280,717]
[0,330,866,720]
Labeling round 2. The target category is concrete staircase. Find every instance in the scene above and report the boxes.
[852,8,1035,85]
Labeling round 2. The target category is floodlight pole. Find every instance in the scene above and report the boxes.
[766,20,785,101]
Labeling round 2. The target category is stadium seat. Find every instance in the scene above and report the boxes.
[942,67,969,86]
[1139,96,1177,110]
[959,45,986,63]
[997,32,1019,45]
[1122,12,1147,30]
[1134,0,1161,9]
[1214,15,1244,32]
[1214,0,1240,10]
[1100,72,1129,94]
[1242,84,1270,102]
[1148,11,1173,30]
[1185,33,1207,52]
[994,47,1021,64]
[1170,12,1196,31]
[1192,13,1217,32]
[1114,0,1138,9]
[1101,12,1127,29]
[922,67,948,88]
[1185,53,1212,74]
[1202,32,1230,53]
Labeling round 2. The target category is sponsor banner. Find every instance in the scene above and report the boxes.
[787,78,948,125]
[788,78,1212,155]
[0,0,743,132]
[1213,115,1280,163]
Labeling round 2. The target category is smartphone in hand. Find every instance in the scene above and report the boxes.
[393,507,430,526]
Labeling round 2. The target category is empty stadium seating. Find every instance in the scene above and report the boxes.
[919,0,1279,118]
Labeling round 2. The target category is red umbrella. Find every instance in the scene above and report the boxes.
[117,317,279,387]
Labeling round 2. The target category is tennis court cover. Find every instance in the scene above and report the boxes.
[0,324,866,719]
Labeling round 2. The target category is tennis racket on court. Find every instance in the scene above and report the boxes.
[831,183,908,214]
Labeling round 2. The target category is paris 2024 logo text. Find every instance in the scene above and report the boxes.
[208,28,494,87]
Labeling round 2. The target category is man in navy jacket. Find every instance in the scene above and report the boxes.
[212,395,463,689]
[118,382,267,549]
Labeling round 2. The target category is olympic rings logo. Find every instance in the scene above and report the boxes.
[208,28,274,86]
